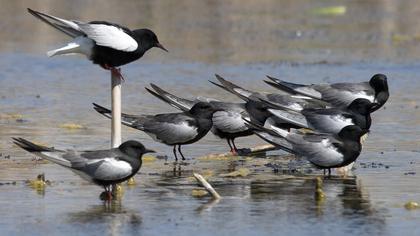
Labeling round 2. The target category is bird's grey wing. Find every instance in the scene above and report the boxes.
[143,114,199,144]
[287,133,344,167]
[27,8,84,38]
[268,109,309,128]
[265,76,323,99]
[212,110,248,133]
[301,109,354,133]
[314,83,375,107]
[78,23,138,52]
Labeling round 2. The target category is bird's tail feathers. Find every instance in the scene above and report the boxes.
[12,138,55,152]
[27,8,82,38]
[213,74,251,101]
[264,76,305,94]
[147,84,194,111]
[13,138,71,167]
[92,103,145,130]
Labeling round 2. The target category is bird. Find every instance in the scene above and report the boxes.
[244,122,368,175]
[13,138,154,199]
[145,83,273,154]
[27,8,167,80]
[93,102,219,161]
[264,98,376,134]
[265,74,389,112]
[212,74,328,111]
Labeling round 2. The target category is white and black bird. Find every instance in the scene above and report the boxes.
[212,74,328,111]
[27,8,167,79]
[13,138,154,199]
[93,102,219,161]
[245,122,368,175]
[145,84,274,154]
[265,74,389,112]
[265,98,376,134]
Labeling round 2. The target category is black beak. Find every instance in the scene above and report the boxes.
[145,149,156,153]
[156,43,168,52]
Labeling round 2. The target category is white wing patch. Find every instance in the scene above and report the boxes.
[79,23,138,52]
[212,111,248,133]
[306,139,343,167]
[287,103,304,111]
[147,121,198,144]
[295,87,323,99]
[92,158,132,181]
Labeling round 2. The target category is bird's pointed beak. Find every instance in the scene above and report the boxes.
[145,149,156,153]
[156,43,168,52]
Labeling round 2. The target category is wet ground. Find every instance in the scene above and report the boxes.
[1,1,420,236]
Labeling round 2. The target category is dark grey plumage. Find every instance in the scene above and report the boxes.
[245,122,367,175]
[93,102,218,161]
[145,84,273,154]
[265,74,389,112]
[265,98,375,134]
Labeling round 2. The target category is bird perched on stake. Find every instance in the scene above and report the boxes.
[13,138,154,200]
[213,74,328,111]
[27,8,167,80]
[263,98,376,134]
[93,102,219,161]
[145,84,274,154]
[265,74,389,112]
[245,121,367,176]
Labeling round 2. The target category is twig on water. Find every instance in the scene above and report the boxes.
[193,173,221,199]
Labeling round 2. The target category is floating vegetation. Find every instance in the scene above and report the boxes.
[312,6,346,16]
[220,168,250,177]
[59,123,86,130]
[191,189,209,198]
[404,201,420,210]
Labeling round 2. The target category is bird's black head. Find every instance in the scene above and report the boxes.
[132,29,168,52]
[347,98,376,115]
[369,74,389,111]
[337,125,368,142]
[245,100,271,125]
[118,140,155,159]
[189,102,220,119]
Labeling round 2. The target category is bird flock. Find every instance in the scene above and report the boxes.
[13,9,389,199]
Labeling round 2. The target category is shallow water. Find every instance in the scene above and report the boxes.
[1,1,420,236]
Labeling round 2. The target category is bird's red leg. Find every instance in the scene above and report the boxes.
[102,64,125,81]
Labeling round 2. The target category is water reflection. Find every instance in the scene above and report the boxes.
[250,176,387,233]
[68,201,142,236]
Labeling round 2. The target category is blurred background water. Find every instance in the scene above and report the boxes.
[0,0,420,235]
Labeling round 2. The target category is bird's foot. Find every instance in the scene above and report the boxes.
[230,150,238,156]
[102,64,125,81]
[111,67,125,81]
[99,190,114,201]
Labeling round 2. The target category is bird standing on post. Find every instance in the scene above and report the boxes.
[27,8,168,80]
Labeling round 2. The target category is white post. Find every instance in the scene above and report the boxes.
[111,73,122,148]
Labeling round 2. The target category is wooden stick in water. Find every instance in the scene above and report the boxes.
[193,173,221,199]
[111,73,122,148]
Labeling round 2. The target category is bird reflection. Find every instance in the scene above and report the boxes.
[67,201,142,236]
[250,176,386,229]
